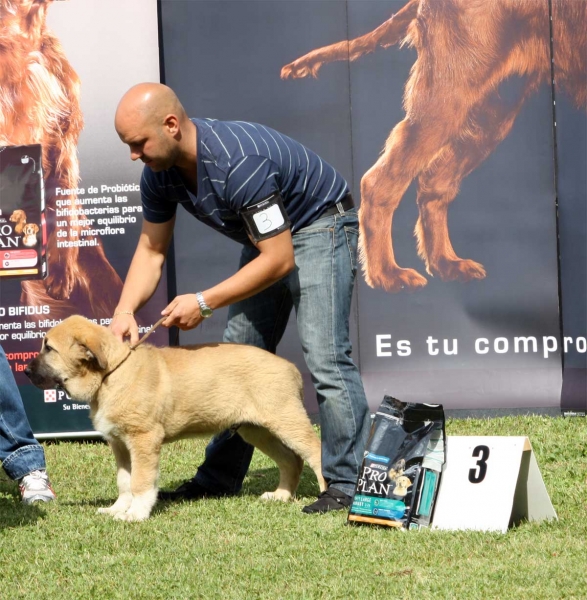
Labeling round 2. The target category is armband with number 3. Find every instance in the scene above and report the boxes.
[239,193,291,243]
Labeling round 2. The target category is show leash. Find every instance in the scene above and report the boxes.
[129,316,167,350]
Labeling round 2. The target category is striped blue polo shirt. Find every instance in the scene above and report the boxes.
[140,118,350,245]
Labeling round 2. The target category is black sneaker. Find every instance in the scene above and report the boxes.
[157,479,227,502]
[302,487,352,514]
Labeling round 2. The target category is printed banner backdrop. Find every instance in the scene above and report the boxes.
[346,0,561,411]
[553,2,587,413]
[159,0,585,415]
[160,0,584,416]
[0,0,165,436]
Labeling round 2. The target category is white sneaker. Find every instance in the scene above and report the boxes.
[19,470,56,504]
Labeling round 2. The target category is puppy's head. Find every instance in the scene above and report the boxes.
[9,209,26,223]
[21,222,39,246]
[393,476,412,497]
[9,210,27,233]
[388,458,406,481]
[25,315,122,403]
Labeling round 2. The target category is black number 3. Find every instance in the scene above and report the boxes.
[468,445,490,483]
[258,213,273,232]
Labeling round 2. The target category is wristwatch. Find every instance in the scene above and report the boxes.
[195,292,213,318]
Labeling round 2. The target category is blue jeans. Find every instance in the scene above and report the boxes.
[194,208,371,497]
[0,345,46,480]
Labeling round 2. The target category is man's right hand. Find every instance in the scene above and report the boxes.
[109,313,139,345]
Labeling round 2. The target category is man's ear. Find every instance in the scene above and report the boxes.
[163,113,180,136]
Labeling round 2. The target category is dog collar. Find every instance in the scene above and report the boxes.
[102,316,167,382]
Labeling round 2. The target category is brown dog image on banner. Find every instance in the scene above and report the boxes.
[21,222,40,247]
[9,209,27,234]
[26,316,326,521]
[0,0,122,317]
[281,0,586,292]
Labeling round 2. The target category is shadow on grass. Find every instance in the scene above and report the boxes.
[0,481,46,529]
[157,464,321,498]
[244,465,322,498]
[49,465,322,518]
[56,495,238,518]
[155,464,321,504]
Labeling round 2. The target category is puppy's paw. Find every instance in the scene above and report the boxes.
[97,506,128,519]
[44,264,78,300]
[111,491,156,521]
[436,258,487,282]
[97,494,132,517]
[364,265,428,293]
[280,56,322,80]
[261,490,293,502]
[113,509,150,522]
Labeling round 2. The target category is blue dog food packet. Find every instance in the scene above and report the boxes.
[348,396,445,529]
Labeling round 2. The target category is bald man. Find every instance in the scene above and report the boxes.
[111,83,371,514]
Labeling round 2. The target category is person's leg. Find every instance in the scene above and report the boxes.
[0,345,46,480]
[160,246,294,500]
[0,345,55,503]
[290,209,371,510]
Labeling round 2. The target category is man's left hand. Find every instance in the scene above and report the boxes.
[161,294,203,330]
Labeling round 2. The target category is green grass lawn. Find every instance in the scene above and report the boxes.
[1,415,586,599]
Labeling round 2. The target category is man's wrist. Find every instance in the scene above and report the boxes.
[195,292,213,318]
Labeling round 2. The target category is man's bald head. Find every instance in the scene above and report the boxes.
[115,83,194,172]
[115,83,187,130]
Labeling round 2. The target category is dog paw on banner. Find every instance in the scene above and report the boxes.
[281,0,586,292]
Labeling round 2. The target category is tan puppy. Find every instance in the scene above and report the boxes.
[26,315,326,522]
[392,475,412,498]
[9,209,27,234]
[21,222,39,247]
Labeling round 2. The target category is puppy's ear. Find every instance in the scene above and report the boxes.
[78,343,107,371]
[74,333,108,371]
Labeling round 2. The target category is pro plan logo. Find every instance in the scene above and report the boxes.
[43,389,71,403]
[43,390,57,403]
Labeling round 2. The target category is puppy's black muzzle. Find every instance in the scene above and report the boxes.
[25,357,60,390]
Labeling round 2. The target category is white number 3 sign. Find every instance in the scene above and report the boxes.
[432,436,557,533]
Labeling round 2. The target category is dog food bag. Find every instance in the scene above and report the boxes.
[348,396,445,530]
[0,144,48,280]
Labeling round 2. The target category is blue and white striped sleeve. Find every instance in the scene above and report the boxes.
[140,169,177,223]
[224,155,282,212]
